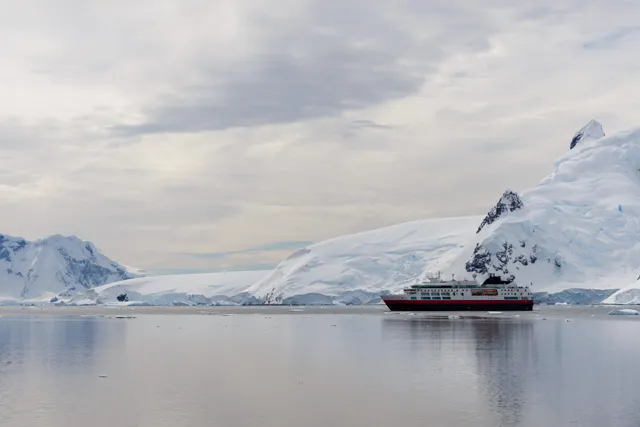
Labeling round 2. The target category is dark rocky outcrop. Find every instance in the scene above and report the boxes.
[476,190,523,233]
[570,119,605,150]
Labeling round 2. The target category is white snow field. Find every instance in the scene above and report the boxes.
[246,216,481,303]
[70,270,270,306]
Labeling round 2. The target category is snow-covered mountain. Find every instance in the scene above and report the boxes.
[246,216,481,303]
[0,234,141,301]
[446,120,640,293]
[242,119,640,303]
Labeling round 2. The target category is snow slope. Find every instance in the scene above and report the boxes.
[602,281,640,305]
[72,270,270,305]
[246,216,481,303]
[0,234,140,301]
[447,120,640,293]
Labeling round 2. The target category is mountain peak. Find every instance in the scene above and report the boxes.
[569,119,605,150]
[0,232,143,301]
[476,190,523,233]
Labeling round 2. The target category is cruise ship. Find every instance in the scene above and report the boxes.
[381,273,533,311]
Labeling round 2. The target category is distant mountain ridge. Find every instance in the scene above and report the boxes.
[0,233,141,301]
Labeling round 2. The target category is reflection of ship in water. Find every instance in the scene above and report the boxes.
[470,319,534,427]
[382,316,535,427]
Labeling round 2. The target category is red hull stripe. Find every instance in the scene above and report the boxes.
[381,299,532,305]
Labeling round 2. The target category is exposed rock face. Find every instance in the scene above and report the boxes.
[476,190,523,233]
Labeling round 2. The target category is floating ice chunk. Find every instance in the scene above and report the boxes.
[487,311,503,314]
[447,315,461,319]
[608,308,640,316]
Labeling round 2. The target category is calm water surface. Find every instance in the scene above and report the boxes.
[0,306,638,427]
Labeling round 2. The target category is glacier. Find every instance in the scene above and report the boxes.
[0,234,140,302]
[67,270,270,306]
[602,280,640,305]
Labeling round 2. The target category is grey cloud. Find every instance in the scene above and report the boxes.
[583,26,640,49]
[4,0,640,273]
[113,54,420,135]
[347,120,393,131]
[113,1,498,135]
[113,55,420,135]
[332,119,396,141]
[0,121,61,150]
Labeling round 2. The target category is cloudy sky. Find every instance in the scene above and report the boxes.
[2,0,639,273]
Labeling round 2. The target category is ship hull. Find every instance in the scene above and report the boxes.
[382,299,533,311]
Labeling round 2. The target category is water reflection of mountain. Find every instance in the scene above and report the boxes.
[0,316,123,370]
[382,316,535,427]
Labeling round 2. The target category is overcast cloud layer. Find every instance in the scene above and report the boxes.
[1,0,640,272]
